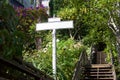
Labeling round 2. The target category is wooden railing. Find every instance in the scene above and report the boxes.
[110,49,117,80]
[112,65,117,80]
[0,57,54,80]
[72,50,90,80]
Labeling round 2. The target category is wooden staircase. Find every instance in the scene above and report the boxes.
[72,50,116,80]
[84,64,116,80]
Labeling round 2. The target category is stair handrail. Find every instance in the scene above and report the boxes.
[0,57,54,80]
[89,45,97,64]
[72,49,90,80]
[112,64,116,80]
[110,49,116,80]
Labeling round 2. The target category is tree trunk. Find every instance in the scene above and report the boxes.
[108,8,120,63]
[35,37,42,50]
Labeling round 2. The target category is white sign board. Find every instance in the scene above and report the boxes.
[36,21,73,31]
[48,18,61,22]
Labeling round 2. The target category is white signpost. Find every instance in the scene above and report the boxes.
[36,18,73,80]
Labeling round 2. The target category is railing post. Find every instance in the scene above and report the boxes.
[110,49,113,64]
[72,50,91,80]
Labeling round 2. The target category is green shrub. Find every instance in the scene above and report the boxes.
[23,38,86,80]
[0,0,24,59]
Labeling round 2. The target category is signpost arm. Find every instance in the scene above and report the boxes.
[52,29,57,80]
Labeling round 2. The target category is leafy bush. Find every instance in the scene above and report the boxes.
[14,4,49,51]
[0,0,48,58]
[0,0,24,59]
[23,38,86,80]
[15,5,48,32]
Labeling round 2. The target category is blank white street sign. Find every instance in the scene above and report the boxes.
[36,21,73,31]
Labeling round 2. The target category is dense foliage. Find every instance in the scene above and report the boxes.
[23,38,86,80]
[56,0,119,61]
[0,0,51,79]
[15,5,48,50]
[56,0,120,79]
[0,0,23,58]
[0,0,48,58]
[49,0,70,17]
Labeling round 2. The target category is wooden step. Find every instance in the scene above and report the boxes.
[91,64,112,68]
[84,64,114,80]
[85,71,112,74]
[85,71,113,76]
[85,69,112,73]
[85,74,113,77]
[85,78,114,80]
[89,74,113,77]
